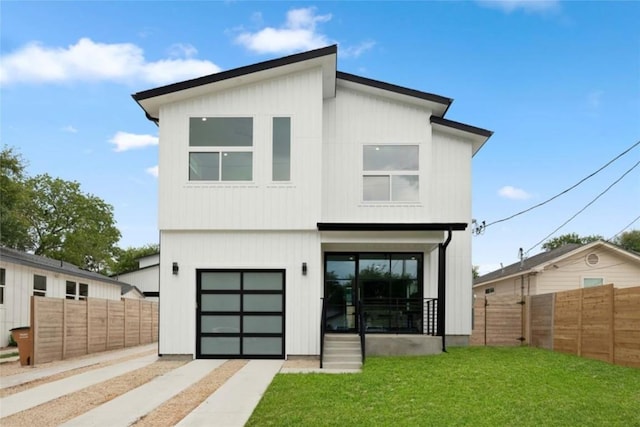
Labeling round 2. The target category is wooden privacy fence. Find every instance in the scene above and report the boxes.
[30,296,158,365]
[472,284,640,368]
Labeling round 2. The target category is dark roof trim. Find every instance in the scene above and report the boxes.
[430,116,493,137]
[110,262,159,278]
[317,223,467,231]
[144,291,160,298]
[133,45,338,102]
[337,71,452,110]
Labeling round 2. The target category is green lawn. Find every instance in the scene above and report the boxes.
[247,347,640,427]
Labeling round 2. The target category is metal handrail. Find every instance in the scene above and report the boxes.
[358,299,365,364]
[320,297,326,369]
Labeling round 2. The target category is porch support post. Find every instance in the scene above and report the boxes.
[437,227,453,352]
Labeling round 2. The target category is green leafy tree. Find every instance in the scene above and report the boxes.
[472,265,480,279]
[613,229,640,253]
[0,147,30,249]
[542,233,603,251]
[22,174,121,272]
[110,243,159,275]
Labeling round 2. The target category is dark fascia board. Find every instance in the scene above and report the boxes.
[317,222,467,231]
[144,291,160,298]
[133,45,338,102]
[337,71,452,113]
[430,116,493,138]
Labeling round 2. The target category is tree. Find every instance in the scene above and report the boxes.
[19,174,121,272]
[613,229,640,253]
[110,243,160,275]
[472,266,480,279]
[0,147,30,249]
[542,233,603,251]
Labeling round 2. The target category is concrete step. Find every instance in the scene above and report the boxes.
[324,346,361,354]
[323,361,362,370]
[323,354,362,362]
[324,342,360,350]
[324,334,360,341]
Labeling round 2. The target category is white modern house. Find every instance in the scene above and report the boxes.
[0,246,124,347]
[132,45,492,361]
[113,253,159,301]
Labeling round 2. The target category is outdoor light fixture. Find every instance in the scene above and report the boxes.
[302,262,307,275]
[172,262,179,275]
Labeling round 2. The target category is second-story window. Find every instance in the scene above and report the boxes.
[189,117,253,181]
[272,117,291,181]
[363,145,419,202]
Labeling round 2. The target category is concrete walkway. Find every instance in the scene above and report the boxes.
[1,346,287,426]
[0,343,157,389]
[177,360,284,427]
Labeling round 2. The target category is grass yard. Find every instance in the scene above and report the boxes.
[247,347,640,426]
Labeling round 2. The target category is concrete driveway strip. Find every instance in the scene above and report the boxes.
[0,354,158,418]
[177,359,283,427]
[61,359,226,427]
[0,343,157,389]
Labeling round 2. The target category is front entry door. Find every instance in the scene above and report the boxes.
[324,255,357,332]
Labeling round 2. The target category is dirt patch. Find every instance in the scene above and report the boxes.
[132,359,248,427]
[0,360,187,427]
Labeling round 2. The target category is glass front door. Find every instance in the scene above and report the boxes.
[324,255,357,332]
[324,253,423,334]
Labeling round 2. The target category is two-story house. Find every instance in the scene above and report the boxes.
[132,45,492,361]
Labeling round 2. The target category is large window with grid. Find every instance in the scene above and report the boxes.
[363,145,419,202]
[189,117,253,181]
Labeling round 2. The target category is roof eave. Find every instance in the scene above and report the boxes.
[430,116,493,156]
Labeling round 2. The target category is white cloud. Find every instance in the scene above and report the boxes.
[476,0,560,13]
[109,131,158,152]
[235,7,333,54]
[146,165,159,178]
[342,40,376,58]
[498,185,532,200]
[0,38,221,86]
[168,43,197,58]
[61,125,78,133]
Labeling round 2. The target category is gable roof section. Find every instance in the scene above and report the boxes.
[474,240,640,287]
[336,71,451,117]
[133,45,338,121]
[430,116,493,156]
[0,246,129,288]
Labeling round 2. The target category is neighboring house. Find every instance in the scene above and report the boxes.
[0,246,125,347]
[120,283,146,299]
[474,240,640,297]
[132,45,492,360]
[112,253,159,301]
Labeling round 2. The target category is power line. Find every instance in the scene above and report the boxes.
[525,159,640,254]
[607,214,640,241]
[474,139,640,234]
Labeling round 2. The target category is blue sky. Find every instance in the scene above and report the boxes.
[1,1,639,274]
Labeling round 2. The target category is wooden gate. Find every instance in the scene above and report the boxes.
[471,295,524,346]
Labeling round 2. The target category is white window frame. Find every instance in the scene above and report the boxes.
[79,283,88,300]
[362,144,419,202]
[582,277,604,288]
[0,268,5,305]
[485,287,495,295]
[66,280,77,300]
[33,274,47,297]
[188,116,254,182]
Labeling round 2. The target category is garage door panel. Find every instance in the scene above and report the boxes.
[201,337,240,355]
[243,294,282,311]
[201,272,241,290]
[197,269,285,359]
[244,316,282,333]
[243,337,282,355]
[202,315,240,333]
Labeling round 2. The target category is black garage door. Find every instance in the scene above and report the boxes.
[196,269,285,359]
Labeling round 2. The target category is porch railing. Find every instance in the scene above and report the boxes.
[360,297,438,335]
[320,297,327,369]
[358,299,365,364]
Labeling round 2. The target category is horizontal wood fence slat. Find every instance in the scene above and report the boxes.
[472,284,640,368]
[31,296,158,365]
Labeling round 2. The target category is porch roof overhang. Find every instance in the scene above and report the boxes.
[317,222,467,232]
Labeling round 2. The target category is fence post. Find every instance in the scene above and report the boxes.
[62,299,68,360]
[609,286,615,363]
[86,298,90,355]
[551,293,555,351]
[577,288,583,357]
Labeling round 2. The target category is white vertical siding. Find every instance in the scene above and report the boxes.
[0,261,122,347]
[116,266,159,295]
[158,67,324,231]
[159,231,322,356]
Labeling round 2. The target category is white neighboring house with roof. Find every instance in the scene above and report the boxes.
[112,253,160,301]
[0,246,126,347]
[132,45,492,360]
[474,241,640,298]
